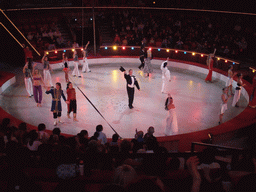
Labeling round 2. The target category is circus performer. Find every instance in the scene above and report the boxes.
[219,87,231,124]
[42,53,53,87]
[82,41,91,73]
[46,82,68,126]
[32,66,45,107]
[23,58,33,97]
[164,94,178,136]
[232,73,246,107]
[143,48,153,77]
[249,74,256,108]
[205,54,214,82]
[138,47,146,70]
[161,57,171,93]
[226,65,236,96]
[66,82,78,121]
[62,54,70,83]
[72,50,81,77]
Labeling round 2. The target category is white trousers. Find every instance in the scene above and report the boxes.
[43,69,53,87]
[82,58,90,72]
[232,89,241,107]
[72,61,81,76]
[24,77,33,96]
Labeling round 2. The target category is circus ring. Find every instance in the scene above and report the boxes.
[0,54,255,152]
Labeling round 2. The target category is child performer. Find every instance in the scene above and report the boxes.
[62,54,70,82]
[46,82,69,126]
[82,41,91,73]
[66,82,78,121]
[219,87,231,124]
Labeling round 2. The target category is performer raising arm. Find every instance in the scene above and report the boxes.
[23,58,33,97]
[42,53,53,87]
[120,67,140,109]
[82,41,91,73]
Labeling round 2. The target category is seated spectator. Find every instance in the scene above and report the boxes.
[114,164,138,187]
[148,37,155,46]
[75,130,89,149]
[0,118,10,136]
[15,122,29,145]
[89,132,99,142]
[48,127,66,145]
[27,32,34,41]
[96,124,107,145]
[144,126,157,143]
[131,130,144,153]
[48,29,54,39]
[122,36,128,46]
[113,34,121,45]
[37,123,49,144]
[54,29,62,38]
[109,133,119,153]
[4,126,18,145]
[56,36,65,48]
[72,41,79,48]
[26,130,42,151]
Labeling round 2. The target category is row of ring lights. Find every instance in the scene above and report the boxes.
[45,46,237,65]
[104,46,237,65]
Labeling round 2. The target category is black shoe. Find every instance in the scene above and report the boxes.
[78,76,81,78]
[129,105,134,109]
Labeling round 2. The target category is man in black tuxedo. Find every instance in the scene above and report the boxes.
[121,67,140,109]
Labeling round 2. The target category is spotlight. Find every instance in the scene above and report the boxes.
[105,47,108,50]
[54,50,57,54]
[158,49,160,51]
[122,46,126,50]
[63,50,66,52]
[149,47,152,51]
[192,52,195,56]
[81,48,84,51]
[72,49,75,52]
[233,62,235,65]
[166,49,170,52]
[46,52,49,55]
[131,47,134,50]
[201,54,204,57]
[175,50,178,53]
[184,52,186,54]
[113,46,117,50]
[225,60,228,63]
[217,58,220,60]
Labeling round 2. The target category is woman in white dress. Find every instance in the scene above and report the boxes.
[72,50,81,77]
[82,41,91,73]
[232,73,245,107]
[226,65,236,96]
[164,94,178,135]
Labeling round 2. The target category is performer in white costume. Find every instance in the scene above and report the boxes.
[232,73,245,107]
[161,57,171,93]
[72,50,81,77]
[164,94,178,136]
[42,53,53,87]
[82,41,91,73]
[219,87,231,124]
[226,65,236,96]
[23,58,33,97]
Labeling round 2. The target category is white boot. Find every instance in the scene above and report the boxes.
[54,119,57,126]
[58,117,63,124]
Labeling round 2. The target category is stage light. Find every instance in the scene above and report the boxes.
[122,46,126,50]
[105,47,108,50]
[184,52,186,54]
[131,47,134,50]
[175,50,178,53]
[225,60,228,63]
[233,62,235,65]
[201,54,204,57]
[46,52,49,55]
[63,50,66,52]
[54,50,57,54]
[149,47,152,51]
[72,49,75,52]
[217,58,220,60]
[153,1,156,4]
[113,46,117,50]
[166,49,170,52]
[192,52,195,56]
[81,48,84,51]
[158,49,160,51]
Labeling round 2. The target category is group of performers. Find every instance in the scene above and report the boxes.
[22,41,92,125]
[23,43,256,133]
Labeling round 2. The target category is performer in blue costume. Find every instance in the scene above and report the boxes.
[46,82,69,126]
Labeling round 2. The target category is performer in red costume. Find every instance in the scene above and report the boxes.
[205,49,216,83]
[66,82,78,121]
